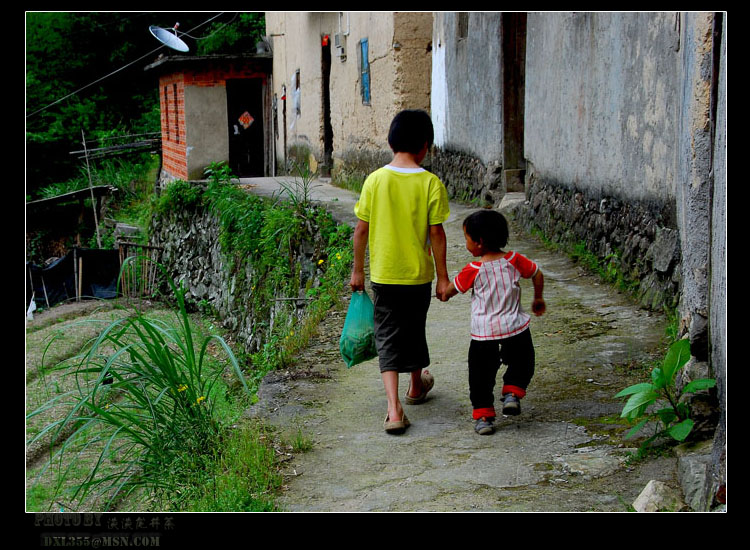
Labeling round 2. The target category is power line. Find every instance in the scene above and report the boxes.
[25,12,226,119]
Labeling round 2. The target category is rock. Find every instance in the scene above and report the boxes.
[678,454,712,511]
[632,480,687,512]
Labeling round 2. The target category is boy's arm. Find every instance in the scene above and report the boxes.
[350,220,369,291]
[531,269,546,316]
[429,223,450,301]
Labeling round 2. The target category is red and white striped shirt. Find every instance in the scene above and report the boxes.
[453,251,539,341]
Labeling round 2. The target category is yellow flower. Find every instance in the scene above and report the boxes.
[318,259,324,265]
[196,396,206,405]
[336,253,342,260]
[178,384,188,392]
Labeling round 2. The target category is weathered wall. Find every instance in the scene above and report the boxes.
[184,85,229,179]
[519,12,684,311]
[431,12,505,204]
[266,12,432,179]
[676,12,725,508]
[516,11,726,505]
[525,12,681,202]
[709,17,726,508]
[675,13,715,360]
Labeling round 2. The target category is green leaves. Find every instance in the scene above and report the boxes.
[662,338,691,383]
[615,338,715,452]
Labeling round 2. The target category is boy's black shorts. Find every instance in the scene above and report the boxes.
[371,282,431,373]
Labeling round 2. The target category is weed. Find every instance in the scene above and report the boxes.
[291,428,314,453]
[615,339,716,456]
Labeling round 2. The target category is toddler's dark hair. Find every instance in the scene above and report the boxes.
[463,209,509,252]
[388,109,434,154]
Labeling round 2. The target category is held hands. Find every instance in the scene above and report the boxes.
[435,277,455,302]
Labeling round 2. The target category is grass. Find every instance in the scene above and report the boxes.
[25,291,284,512]
[27,159,354,512]
[26,270,255,510]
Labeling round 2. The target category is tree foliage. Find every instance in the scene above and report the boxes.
[26,12,265,194]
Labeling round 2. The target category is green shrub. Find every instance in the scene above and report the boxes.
[615,339,716,455]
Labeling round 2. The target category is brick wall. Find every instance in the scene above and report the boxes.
[159,73,188,181]
[158,62,269,182]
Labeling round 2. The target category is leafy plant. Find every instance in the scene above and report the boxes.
[615,338,716,453]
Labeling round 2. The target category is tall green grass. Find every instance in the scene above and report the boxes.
[27,260,253,510]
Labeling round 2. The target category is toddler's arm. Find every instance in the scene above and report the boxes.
[442,281,459,301]
[531,269,546,316]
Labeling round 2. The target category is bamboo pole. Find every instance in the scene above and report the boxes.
[78,256,83,301]
[81,129,102,248]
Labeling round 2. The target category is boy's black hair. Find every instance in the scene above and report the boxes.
[463,209,509,252]
[388,109,434,155]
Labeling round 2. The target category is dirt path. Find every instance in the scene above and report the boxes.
[246,180,678,512]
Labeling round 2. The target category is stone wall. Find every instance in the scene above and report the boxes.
[515,165,681,312]
[431,147,503,206]
[149,196,326,354]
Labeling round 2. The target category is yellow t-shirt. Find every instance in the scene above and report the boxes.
[354,166,451,285]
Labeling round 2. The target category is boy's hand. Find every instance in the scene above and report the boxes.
[436,279,458,302]
[435,276,451,302]
[350,270,365,292]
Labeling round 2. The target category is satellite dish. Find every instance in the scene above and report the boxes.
[149,24,190,52]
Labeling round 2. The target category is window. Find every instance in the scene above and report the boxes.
[359,38,370,105]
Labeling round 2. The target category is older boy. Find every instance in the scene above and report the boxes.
[350,109,451,435]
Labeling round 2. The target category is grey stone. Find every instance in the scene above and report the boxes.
[632,480,687,512]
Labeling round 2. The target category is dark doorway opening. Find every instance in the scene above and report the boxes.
[502,13,527,192]
[321,40,334,177]
[227,79,264,177]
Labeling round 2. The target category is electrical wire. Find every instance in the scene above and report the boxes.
[26,12,227,119]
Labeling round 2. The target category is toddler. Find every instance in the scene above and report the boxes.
[443,209,545,434]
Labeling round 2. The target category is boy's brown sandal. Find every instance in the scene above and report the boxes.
[404,370,434,405]
[384,413,410,435]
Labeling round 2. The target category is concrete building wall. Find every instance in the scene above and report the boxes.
[266,12,432,178]
[524,12,681,203]
[432,12,503,164]
[184,85,229,180]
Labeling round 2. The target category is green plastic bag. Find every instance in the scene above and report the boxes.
[339,291,378,368]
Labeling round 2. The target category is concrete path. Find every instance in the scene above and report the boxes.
[243,175,678,512]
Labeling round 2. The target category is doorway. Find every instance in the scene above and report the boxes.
[502,13,527,192]
[226,79,265,177]
[321,40,334,177]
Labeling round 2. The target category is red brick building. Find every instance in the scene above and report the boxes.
[145,54,273,183]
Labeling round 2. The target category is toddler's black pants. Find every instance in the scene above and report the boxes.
[468,328,535,419]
